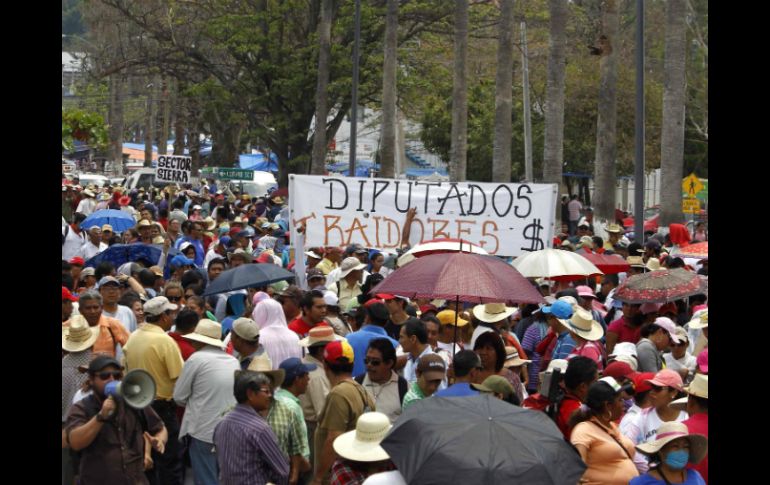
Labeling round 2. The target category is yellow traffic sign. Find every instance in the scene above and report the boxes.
[683,197,700,214]
[682,173,704,197]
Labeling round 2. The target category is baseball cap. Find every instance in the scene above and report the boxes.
[376,294,411,304]
[472,375,515,398]
[307,268,325,281]
[324,340,355,365]
[68,257,85,266]
[218,236,232,247]
[541,300,573,320]
[277,285,304,301]
[646,369,684,392]
[97,276,120,288]
[305,250,323,260]
[87,355,123,374]
[631,372,655,393]
[653,317,683,344]
[101,224,113,233]
[279,357,318,383]
[170,255,196,268]
[575,286,596,298]
[62,287,78,302]
[419,304,438,315]
[603,361,636,381]
[658,302,679,317]
[232,318,260,342]
[436,309,469,327]
[323,291,340,307]
[143,296,179,317]
[417,354,446,381]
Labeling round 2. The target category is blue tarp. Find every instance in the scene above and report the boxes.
[405,168,448,177]
[239,153,279,172]
[326,160,379,177]
[123,142,159,151]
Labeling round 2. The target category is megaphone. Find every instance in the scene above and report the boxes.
[105,369,157,409]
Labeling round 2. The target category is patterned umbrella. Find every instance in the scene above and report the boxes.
[670,241,708,260]
[575,249,630,275]
[397,238,488,267]
[511,248,603,282]
[613,268,707,304]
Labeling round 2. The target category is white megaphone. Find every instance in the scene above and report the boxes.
[105,369,157,409]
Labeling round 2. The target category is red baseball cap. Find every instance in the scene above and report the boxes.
[62,287,78,302]
[603,361,635,381]
[376,293,396,300]
[631,372,655,393]
[363,298,384,308]
[323,340,354,365]
[68,257,85,267]
[419,304,438,314]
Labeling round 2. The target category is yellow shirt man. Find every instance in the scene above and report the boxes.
[123,323,184,400]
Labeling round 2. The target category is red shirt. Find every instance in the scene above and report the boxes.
[607,317,642,345]
[556,393,582,440]
[168,332,196,361]
[684,413,708,483]
[158,217,169,230]
[287,317,329,338]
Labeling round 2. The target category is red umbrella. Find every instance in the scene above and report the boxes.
[372,252,545,306]
[613,268,707,304]
[671,241,708,260]
[576,249,630,275]
[398,238,488,267]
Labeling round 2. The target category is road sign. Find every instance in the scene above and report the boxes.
[682,173,704,197]
[199,167,254,181]
[682,197,700,214]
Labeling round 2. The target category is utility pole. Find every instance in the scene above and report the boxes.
[521,22,533,182]
[349,0,362,178]
[634,0,645,242]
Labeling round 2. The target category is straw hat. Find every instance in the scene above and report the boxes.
[339,257,367,278]
[635,421,708,464]
[436,309,469,327]
[606,223,624,234]
[472,303,515,324]
[245,352,285,387]
[645,258,662,271]
[333,412,392,462]
[670,374,708,411]
[503,346,531,367]
[62,316,99,353]
[181,319,225,349]
[203,217,217,231]
[688,310,708,330]
[299,326,344,347]
[627,256,645,268]
[563,307,604,341]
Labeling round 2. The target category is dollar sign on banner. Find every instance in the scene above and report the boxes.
[521,219,545,251]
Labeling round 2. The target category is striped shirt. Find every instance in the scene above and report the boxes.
[213,403,290,485]
[521,322,549,391]
[552,331,576,360]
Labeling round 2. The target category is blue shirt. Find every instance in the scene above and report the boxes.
[345,325,399,377]
[630,469,706,485]
[553,331,576,360]
[434,382,479,398]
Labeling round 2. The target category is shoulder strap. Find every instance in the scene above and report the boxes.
[341,380,375,412]
[336,280,341,295]
[354,374,365,385]
[590,420,635,461]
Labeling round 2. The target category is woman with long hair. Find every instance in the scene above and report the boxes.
[473,331,525,404]
[569,377,639,484]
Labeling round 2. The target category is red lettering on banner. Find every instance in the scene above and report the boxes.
[372,217,382,247]
[480,221,500,254]
[292,212,317,229]
[410,218,426,244]
[455,219,476,240]
[381,217,402,248]
[323,215,345,245]
[345,218,372,247]
[427,218,451,239]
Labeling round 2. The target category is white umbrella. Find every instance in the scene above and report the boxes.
[511,248,603,280]
[398,238,488,267]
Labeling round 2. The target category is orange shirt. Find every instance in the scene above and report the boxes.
[63,315,129,358]
[571,418,639,485]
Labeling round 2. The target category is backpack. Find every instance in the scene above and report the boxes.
[355,373,409,404]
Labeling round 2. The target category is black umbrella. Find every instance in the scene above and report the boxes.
[202,263,295,296]
[381,394,586,485]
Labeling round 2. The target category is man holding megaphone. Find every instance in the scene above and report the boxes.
[64,355,168,485]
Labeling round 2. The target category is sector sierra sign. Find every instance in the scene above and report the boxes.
[289,175,557,257]
[155,155,192,183]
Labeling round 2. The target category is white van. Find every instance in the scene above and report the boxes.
[124,167,200,191]
[75,173,111,188]
[226,171,278,198]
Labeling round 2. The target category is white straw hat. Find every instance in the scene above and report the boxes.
[688,310,708,329]
[503,346,532,367]
[182,319,225,349]
[245,352,285,388]
[333,412,392,462]
[472,303,515,324]
[339,257,367,278]
[62,316,99,353]
[635,421,708,464]
[563,307,604,341]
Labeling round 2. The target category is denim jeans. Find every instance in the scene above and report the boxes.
[188,437,218,485]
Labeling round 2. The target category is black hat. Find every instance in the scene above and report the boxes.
[86,355,122,374]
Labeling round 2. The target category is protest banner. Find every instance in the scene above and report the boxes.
[155,155,192,183]
[289,175,557,257]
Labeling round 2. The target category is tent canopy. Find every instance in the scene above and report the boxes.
[239,152,279,172]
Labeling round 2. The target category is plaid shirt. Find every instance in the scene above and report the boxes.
[330,459,367,485]
[267,396,310,459]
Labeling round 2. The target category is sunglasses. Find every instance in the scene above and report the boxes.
[97,371,123,380]
[167,296,182,302]
[364,358,383,366]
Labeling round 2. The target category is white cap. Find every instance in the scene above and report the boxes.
[323,291,339,307]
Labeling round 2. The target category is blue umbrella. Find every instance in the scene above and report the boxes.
[80,209,137,232]
[202,263,295,296]
[85,243,180,270]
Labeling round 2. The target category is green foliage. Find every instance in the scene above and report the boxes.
[62,107,109,152]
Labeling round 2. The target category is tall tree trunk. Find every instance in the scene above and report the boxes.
[450,0,468,182]
[660,0,687,225]
[542,0,568,210]
[592,0,620,221]
[144,78,156,167]
[108,74,124,174]
[492,0,515,183]
[173,87,186,156]
[189,124,201,176]
[156,76,169,155]
[310,0,334,174]
[379,0,399,179]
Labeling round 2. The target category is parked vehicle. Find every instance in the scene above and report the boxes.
[622,205,707,234]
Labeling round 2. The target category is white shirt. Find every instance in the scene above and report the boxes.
[203,248,223,269]
[80,240,107,260]
[626,406,688,445]
[103,305,138,334]
[663,352,697,382]
[363,470,407,485]
[403,346,435,384]
[361,371,402,424]
[76,197,96,215]
[173,346,240,443]
[62,225,87,261]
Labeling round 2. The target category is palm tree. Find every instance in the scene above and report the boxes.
[379,0,399,178]
[592,0,620,222]
[492,0,515,183]
[450,0,468,182]
[660,0,687,225]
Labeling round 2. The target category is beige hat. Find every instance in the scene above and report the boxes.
[627,256,645,268]
[472,303,515,324]
[339,257,366,278]
[79,267,96,280]
[148,266,164,277]
[562,307,604,341]
[606,223,624,234]
[203,217,217,231]
[635,421,708,464]
[503,346,531,368]
[62,316,99,353]
[82,189,95,198]
[143,296,179,316]
[299,326,344,347]
[684,373,708,399]
[232,216,246,225]
[577,236,594,249]
[672,326,689,343]
[232,317,260,342]
[101,224,113,233]
[182,319,225,349]
[645,258,662,271]
[137,219,152,228]
[688,310,708,329]
[245,353,285,387]
[333,412,392,462]
[152,236,165,245]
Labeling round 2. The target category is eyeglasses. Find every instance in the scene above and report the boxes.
[167,296,182,302]
[364,358,383,366]
[97,371,123,380]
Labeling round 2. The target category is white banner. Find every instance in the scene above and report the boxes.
[289,175,557,257]
[155,155,192,183]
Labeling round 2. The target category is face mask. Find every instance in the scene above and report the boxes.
[664,449,689,470]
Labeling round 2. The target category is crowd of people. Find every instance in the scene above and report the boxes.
[62,178,708,485]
